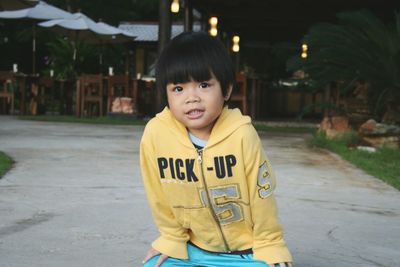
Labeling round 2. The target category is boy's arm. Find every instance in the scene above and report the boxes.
[140,138,190,259]
[243,127,293,264]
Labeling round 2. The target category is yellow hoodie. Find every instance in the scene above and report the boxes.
[140,107,293,264]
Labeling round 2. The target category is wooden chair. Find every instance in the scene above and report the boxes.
[107,74,130,113]
[135,79,156,116]
[0,71,15,114]
[36,77,56,115]
[78,74,104,117]
[231,72,248,114]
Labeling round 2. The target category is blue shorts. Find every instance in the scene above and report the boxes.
[143,243,284,267]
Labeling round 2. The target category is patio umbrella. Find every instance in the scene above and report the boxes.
[0,0,72,73]
[38,12,135,60]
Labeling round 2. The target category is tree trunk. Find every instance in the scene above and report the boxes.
[156,0,171,113]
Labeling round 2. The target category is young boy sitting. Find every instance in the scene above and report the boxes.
[140,31,293,267]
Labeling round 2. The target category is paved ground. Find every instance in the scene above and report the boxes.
[0,116,399,267]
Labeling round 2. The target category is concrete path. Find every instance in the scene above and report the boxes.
[0,116,399,267]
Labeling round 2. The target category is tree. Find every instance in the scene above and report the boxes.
[288,10,400,121]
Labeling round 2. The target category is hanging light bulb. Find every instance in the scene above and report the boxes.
[301,43,308,59]
[209,16,218,36]
[209,16,218,26]
[210,28,218,37]
[232,35,240,52]
[171,0,179,13]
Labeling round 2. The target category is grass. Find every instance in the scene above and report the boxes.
[308,131,400,190]
[18,115,147,126]
[254,123,316,134]
[0,151,13,178]
[19,115,317,134]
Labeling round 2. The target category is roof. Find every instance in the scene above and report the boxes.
[118,22,201,42]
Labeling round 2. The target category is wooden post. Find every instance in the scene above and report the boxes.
[32,24,36,75]
[76,79,81,117]
[156,0,172,113]
[250,78,257,119]
[184,0,193,32]
[323,83,331,117]
[158,0,171,55]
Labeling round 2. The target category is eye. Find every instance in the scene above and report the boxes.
[173,86,183,92]
[199,82,210,89]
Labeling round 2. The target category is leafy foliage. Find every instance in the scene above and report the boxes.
[288,10,400,118]
[46,37,97,80]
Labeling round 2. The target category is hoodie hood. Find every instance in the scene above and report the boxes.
[155,106,252,148]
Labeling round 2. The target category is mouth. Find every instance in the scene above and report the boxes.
[185,109,204,119]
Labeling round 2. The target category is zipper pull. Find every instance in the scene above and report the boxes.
[197,149,203,163]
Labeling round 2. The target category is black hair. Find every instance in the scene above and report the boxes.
[156,31,235,103]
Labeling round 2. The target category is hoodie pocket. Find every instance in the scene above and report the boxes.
[162,182,203,208]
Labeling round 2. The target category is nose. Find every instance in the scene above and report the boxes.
[185,86,200,104]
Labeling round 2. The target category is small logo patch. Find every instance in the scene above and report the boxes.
[257,161,273,198]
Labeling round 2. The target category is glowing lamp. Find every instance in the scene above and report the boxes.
[232,35,240,52]
[171,0,179,13]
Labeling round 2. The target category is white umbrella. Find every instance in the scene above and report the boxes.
[0,1,72,73]
[39,12,135,40]
[39,12,135,60]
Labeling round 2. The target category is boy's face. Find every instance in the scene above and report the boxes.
[166,75,232,140]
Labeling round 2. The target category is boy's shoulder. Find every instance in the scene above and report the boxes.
[142,116,167,138]
[143,108,171,131]
[234,122,259,140]
[142,109,185,141]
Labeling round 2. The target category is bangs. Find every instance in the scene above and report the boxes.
[162,53,213,85]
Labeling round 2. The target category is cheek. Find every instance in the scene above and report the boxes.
[166,94,178,108]
[167,98,183,117]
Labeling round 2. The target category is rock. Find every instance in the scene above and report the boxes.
[359,119,400,136]
[362,136,399,149]
[358,119,400,148]
[356,146,377,153]
[319,116,351,138]
[359,119,377,134]
[111,97,135,114]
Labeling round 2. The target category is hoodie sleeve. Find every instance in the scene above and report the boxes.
[140,126,190,259]
[243,126,293,264]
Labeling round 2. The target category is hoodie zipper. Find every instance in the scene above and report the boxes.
[197,149,231,253]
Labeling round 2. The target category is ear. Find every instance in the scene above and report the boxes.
[224,85,233,101]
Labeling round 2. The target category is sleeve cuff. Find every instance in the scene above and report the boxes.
[152,236,188,259]
[253,244,293,264]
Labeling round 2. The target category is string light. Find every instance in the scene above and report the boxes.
[301,43,308,59]
[232,35,240,52]
[171,0,179,13]
[209,16,218,36]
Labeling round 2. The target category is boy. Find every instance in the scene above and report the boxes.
[140,31,293,267]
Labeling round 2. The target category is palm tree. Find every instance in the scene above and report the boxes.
[288,10,400,122]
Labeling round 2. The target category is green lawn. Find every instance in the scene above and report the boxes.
[19,115,317,134]
[18,115,147,126]
[0,151,13,178]
[308,132,400,190]
[254,124,316,134]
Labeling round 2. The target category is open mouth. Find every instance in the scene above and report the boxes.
[186,109,204,119]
